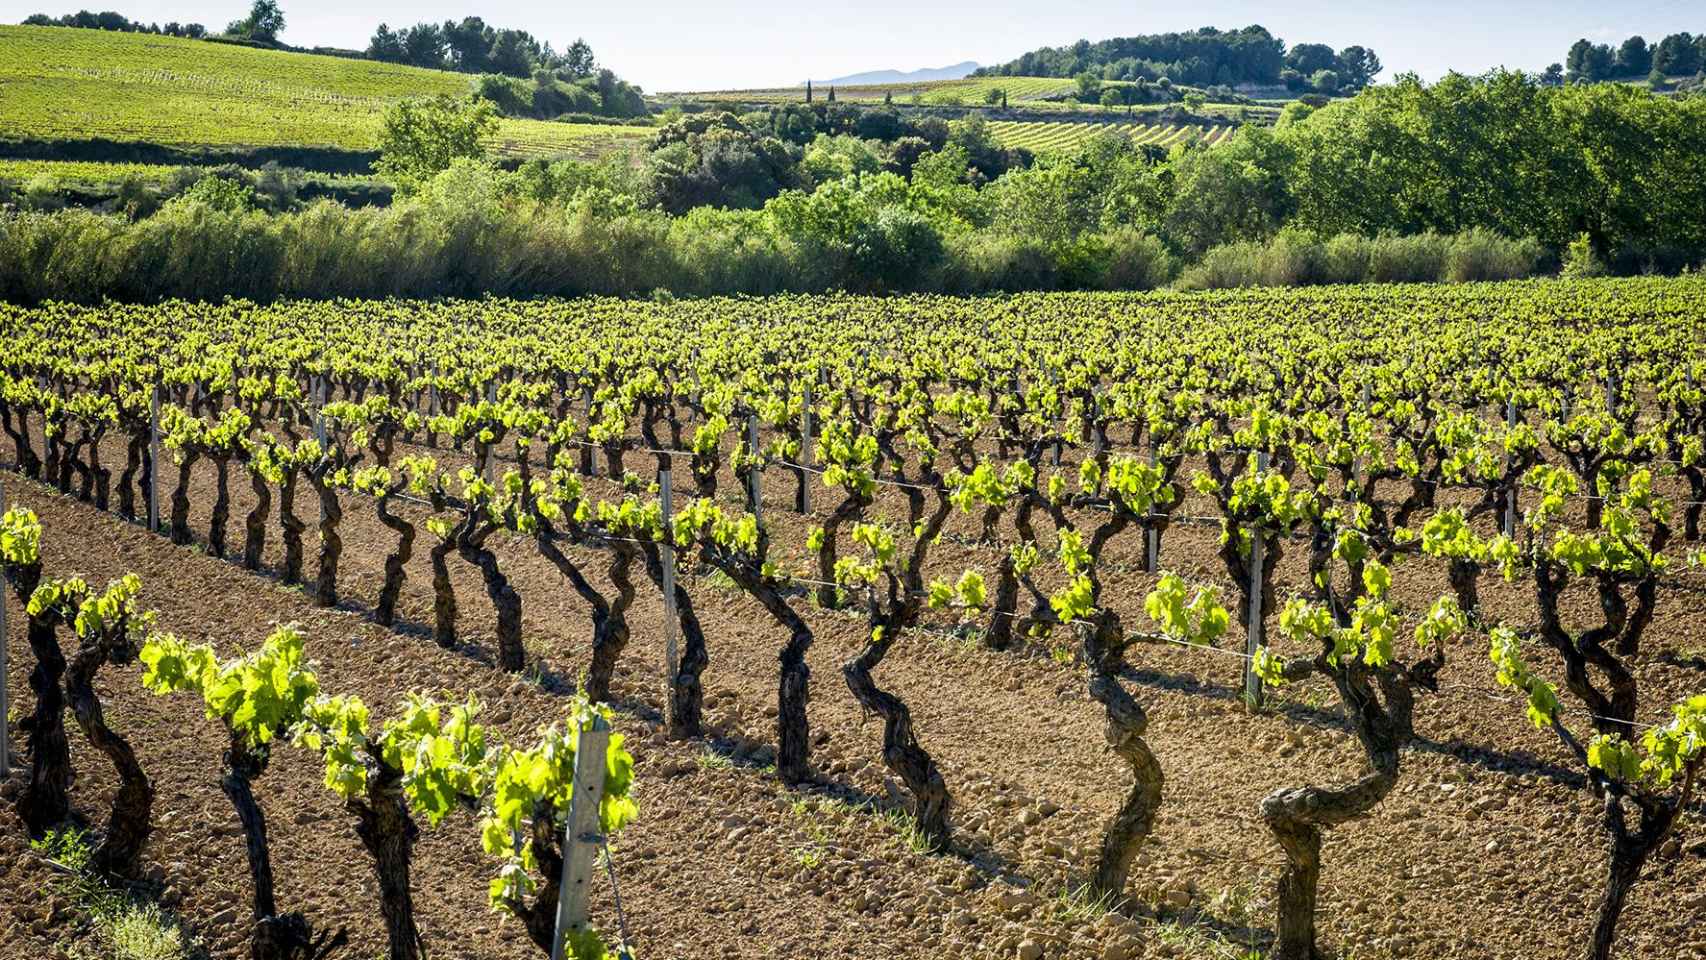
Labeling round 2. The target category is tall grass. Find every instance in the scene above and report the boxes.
[1177,229,1548,290]
[0,196,1554,304]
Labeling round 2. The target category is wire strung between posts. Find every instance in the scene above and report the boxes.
[600,837,634,959]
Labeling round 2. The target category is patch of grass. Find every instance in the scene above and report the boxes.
[83,901,193,960]
[1047,881,1120,925]
[1152,918,1262,960]
[32,827,202,960]
[695,749,733,771]
[876,806,936,855]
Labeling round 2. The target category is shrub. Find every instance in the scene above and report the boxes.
[1563,232,1609,278]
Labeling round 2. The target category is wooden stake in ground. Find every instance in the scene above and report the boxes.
[1504,399,1519,537]
[0,475,8,779]
[747,415,762,523]
[660,468,678,692]
[1243,451,1268,709]
[798,381,813,514]
[550,714,612,960]
[1145,444,1160,573]
[148,385,161,534]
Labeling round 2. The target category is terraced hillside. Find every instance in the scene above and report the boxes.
[0,25,650,161]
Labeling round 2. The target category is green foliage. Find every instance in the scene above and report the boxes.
[140,624,320,748]
[0,506,42,568]
[376,95,500,195]
[1488,628,1561,729]
[1144,573,1230,644]
[480,702,637,905]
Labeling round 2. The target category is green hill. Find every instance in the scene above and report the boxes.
[0,25,648,163]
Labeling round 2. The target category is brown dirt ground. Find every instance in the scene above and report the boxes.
[2,425,1705,960]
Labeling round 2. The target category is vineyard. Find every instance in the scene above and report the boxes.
[0,279,1704,960]
[0,25,649,161]
[664,76,1077,105]
[989,121,1235,154]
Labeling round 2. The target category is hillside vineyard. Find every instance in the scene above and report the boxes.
[1,278,1704,960]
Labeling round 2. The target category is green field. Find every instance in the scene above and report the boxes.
[990,120,1235,154]
[0,25,650,160]
[0,158,389,192]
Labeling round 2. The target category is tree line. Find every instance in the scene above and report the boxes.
[974,24,1379,92]
[1563,31,1706,84]
[23,8,206,38]
[365,16,593,80]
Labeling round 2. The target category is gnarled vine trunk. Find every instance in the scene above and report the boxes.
[309,468,342,608]
[1082,613,1163,898]
[373,496,414,626]
[117,432,145,521]
[244,471,271,571]
[429,536,458,649]
[222,737,345,960]
[14,564,72,833]
[351,764,421,960]
[65,628,152,877]
[1260,668,1408,960]
[842,619,950,849]
[169,450,199,546]
[459,532,523,672]
[583,545,637,703]
[278,469,306,584]
[209,455,232,558]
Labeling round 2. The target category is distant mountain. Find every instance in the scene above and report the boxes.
[810,61,980,86]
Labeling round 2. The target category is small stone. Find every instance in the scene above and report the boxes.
[1020,809,1042,826]
[1036,800,1060,817]
[1017,940,1043,960]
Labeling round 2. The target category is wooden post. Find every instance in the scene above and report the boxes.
[148,385,162,534]
[1244,451,1268,709]
[580,383,596,477]
[798,382,813,514]
[484,381,497,482]
[314,376,328,448]
[550,714,612,960]
[660,468,678,693]
[1354,381,1371,499]
[1605,372,1619,418]
[0,476,9,779]
[747,415,762,523]
[1145,444,1160,574]
[1504,399,1519,537]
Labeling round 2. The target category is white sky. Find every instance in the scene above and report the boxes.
[5,0,1702,91]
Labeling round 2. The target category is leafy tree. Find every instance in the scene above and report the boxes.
[1075,71,1103,101]
[1336,45,1382,88]
[227,0,284,43]
[367,24,404,62]
[1617,36,1652,77]
[560,38,596,78]
[1653,32,1701,76]
[1100,87,1122,111]
[375,96,498,195]
[1284,43,1337,77]
[1541,62,1565,86]
[1310,69,1341,94]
